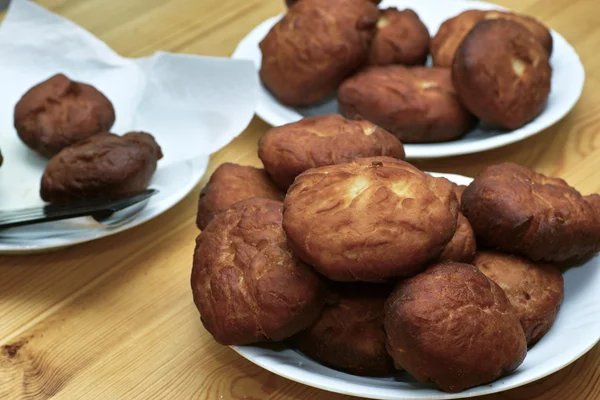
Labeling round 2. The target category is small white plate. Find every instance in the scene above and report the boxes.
[232,0,585,159]
[0,0,258,253]
[232,172,600,399]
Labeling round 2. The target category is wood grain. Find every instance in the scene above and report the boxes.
[0,0,599,399]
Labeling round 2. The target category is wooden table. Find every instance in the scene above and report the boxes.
[0,0,599,399]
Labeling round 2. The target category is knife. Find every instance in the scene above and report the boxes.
[0,189,158,229]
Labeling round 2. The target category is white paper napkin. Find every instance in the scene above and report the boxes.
[0,0,257,209]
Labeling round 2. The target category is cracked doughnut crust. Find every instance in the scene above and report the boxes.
[191,197,327,345]
[258,114,405,191]
[461,163,600,261]
[384,262,527,392]
[283,156,459,282]
[196,163,284,229]
[474,250,564,346]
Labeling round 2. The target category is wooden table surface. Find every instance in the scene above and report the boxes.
[1,0,599,399]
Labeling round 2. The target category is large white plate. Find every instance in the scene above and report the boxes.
[232,172,600,399]
[231,0,585,159]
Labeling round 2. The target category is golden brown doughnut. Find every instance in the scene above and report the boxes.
[290,284,394,376]
[431,10,552,68]
[384,262,527,392]
[473,250,564,346]
[438,213,476,263]
[260,0,379,106]
[367,8,430,66]
[196,163,284,229]
[482,10,553,55]
[431,10,485,68]
[283,157,459,282]
[258,114,405,191]
[339,66,476,143]
[191,198,327,345]
[461,163,600,262]
[14,74,115,157]
[452,19,551,130]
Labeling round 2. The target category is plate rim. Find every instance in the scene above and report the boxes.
[0,156,209,254]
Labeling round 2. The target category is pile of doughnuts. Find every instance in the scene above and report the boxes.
[10,73,163,204]
[259,0,554,142]
[191,114,600,393]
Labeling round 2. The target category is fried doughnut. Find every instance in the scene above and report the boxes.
[431,10,552,68]
[482,10,553,55]
[384,262,527,392]
[586,194,600,214]
[290,284,394,376]
[461,163,600,262]
[191,198,327,345]
[40,132,162,204]
[474,251,564,345]
[258,114,405,191]
[14,74,115,157]
[196,163,284,229]
[367,8,430,66]
[338,66,476,143]
[438,213,476,263]
[283,157,459,282]
[452,19,551,130]
[430,10,486,68]
[454,184,467,205]
[260,0,379,106]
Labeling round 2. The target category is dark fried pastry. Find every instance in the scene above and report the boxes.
[474,250,564,345]
[482,10,553,55]
[191,198,327,345]
[461,163,600,261]
[368,8,430,66]
[258,114,405,191]
[431,10,552,68]
[14,74,115,157]
[290,284,394,376]
[384,262,527,392]
[586,194,600,214]
[283,157,459,282]
[260,0,379,106]
[452,19,551,130]
[454,184,467,205]
[338,66,476,143]
[430,10,486,68]
[196,163,284,229]
[40,132,162,204]
[438,213,476,263]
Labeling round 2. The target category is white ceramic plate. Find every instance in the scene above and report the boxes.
[0,1,259,254]
[231,0,585,159]
[232,172,600,400]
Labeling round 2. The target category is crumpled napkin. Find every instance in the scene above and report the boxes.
[0,0,257,209]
